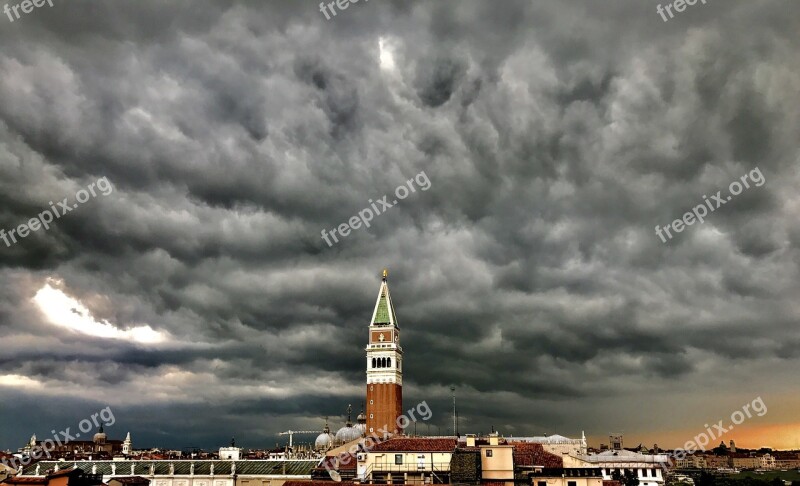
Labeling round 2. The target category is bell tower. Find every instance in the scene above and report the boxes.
[365,269,403,435]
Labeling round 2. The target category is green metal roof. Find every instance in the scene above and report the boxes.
[372,282,398,326]
[21,461,318,478]
[373,289,391,324]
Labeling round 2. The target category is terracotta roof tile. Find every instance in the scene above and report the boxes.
[510,443,563,468]
[370,438,457,452]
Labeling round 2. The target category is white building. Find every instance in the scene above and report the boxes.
[123,432,133,456]
[219,448,241,461]
[567,449,671,486]
[508,433,588,456]
[17,460,317,486]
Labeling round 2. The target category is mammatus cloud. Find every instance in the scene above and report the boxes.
[0,0,798,450]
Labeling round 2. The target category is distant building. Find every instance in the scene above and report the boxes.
[219,439,242,461]
[122,434,133,457]
[773,451,800,470]
[20,427,124,460]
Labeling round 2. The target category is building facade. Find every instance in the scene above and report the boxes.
[356,438,456,484]
[17,461,318,486]
[568,450,669,486]
[365,270,403,436]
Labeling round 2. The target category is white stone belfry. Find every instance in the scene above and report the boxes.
[123,431,132,455]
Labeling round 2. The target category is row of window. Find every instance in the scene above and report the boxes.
[372,357,392,368]
[603,468,659,477]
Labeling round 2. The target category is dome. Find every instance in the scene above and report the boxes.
[315,420,334,450]
[354,422,367,437]
[93,426,107,444]
[354,408,367,436]
[335,424,362,444]
[315,432,334,450]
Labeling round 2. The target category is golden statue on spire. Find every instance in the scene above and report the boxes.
[382,268,388,280]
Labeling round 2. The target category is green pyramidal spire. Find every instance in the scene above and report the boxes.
[371,269,398,327]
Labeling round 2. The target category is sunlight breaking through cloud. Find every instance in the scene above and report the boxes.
[32,280,166,344]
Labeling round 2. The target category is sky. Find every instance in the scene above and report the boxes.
[0,0,799,452]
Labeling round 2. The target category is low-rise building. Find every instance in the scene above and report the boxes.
[569,449,669,486]
[356,438,456,484]
[2,468,103,486]
[730,454,759,470]
[108,477,150,486]
[17,461,318,486]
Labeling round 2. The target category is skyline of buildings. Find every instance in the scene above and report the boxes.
[2,4,799,486]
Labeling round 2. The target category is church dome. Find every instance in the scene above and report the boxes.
[354,407,367,437]
[315,420,334,451]
[334,404,363,444]
[93,425,107,444]
[335,424,362,444]
[354,422,367,437]
[315,432,334,450]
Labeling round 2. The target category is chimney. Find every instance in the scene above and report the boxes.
[466,434,476,447]
[489,432,500,446]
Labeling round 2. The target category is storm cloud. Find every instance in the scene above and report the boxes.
[1,0,799,451]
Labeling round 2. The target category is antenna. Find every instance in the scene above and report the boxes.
[450,385,457,437]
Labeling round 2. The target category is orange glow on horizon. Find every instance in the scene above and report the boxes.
[590,423,800,451]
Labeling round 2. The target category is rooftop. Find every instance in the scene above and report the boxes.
[369,438,457,452]
[20,461,318,477]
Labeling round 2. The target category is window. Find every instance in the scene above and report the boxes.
[651,469,657,477]
[387,358,391,367]
[485,450,493,457]
[372,358,376,368]
[370,400,374,405]
[568,481,577,486]
[395,454,403,465]
[370,414,374,418]
[538,482,547,486]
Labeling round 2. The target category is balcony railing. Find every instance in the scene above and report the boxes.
[370,462,451,473]
[358,462,451,483]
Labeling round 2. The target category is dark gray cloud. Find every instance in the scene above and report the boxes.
[1,0,799,451]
